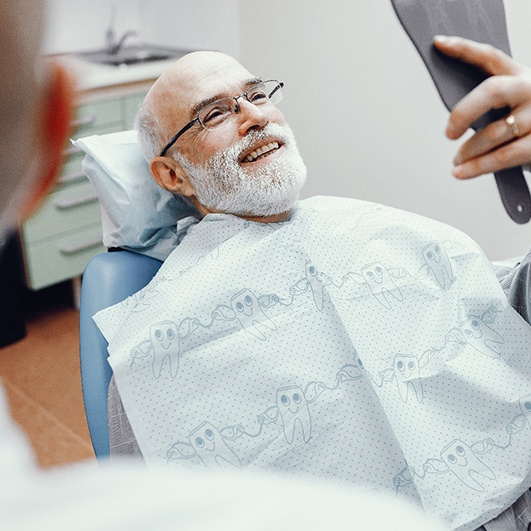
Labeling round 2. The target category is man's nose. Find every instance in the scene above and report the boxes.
[236,99,269,136]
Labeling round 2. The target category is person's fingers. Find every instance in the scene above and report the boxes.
[453,106,531,166]
[433,36,531,140]
[452,134,531,179]
[433,36,531,178]
[434,36,521,77]
[445,75,531,140]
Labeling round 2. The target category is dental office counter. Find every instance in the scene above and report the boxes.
[19,56,176,293]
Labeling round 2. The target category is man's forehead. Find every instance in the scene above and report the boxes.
[177,56,255,103]
[150,51,255,126]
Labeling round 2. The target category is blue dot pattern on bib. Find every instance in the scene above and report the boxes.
[94,196,531,531]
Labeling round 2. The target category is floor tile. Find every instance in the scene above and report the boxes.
[2,380,94,467]
[0,285,96,468]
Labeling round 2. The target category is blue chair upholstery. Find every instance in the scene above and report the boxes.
[79,250,162,458]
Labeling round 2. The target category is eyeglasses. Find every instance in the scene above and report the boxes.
[159,79,284,157]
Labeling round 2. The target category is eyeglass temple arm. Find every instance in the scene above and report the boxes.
[269,82,284,99]
[159,119,198,157]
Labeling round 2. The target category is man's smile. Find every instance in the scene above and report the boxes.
[241,140,282,164]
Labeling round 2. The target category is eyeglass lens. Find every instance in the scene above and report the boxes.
[198,80,283,129]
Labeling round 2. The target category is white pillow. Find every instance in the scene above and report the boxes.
[73,130,197,261]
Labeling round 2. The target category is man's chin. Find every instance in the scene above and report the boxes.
[207,197,299,218]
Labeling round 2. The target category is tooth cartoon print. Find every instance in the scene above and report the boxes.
[519,393,531,428]
[393,353,423,403]
[440,439,496,492]
[149,321,180,379]
[361,262,403,309]
[459,315,504,358]
[276,385,312,444]
[346,348,384,389]
[304,261,326,311]
[230,288,277,340]
[189,421,242,471]
[503,394,531,434]
[422,241,454,290]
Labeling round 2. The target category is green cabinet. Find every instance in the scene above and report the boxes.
[20,90,147,290]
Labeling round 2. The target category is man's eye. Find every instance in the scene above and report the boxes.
[248,90,267,103]
[202,106,230,125]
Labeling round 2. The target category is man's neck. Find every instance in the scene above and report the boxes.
[238,210,293,223]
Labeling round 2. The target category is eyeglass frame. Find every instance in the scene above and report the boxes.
[158,79,284,157]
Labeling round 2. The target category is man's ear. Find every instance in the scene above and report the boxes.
[150,156,196,197]
[23,62,75,217]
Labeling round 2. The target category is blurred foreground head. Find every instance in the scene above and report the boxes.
[0,0,74,246]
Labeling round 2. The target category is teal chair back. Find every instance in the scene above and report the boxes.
[79,250,162,458]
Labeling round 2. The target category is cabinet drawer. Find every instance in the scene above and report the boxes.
[24,225,105,290]
[20,87,153,290]
[52,120,121,191]
[122,93,146,129]
[57,156,86,186]
[73,99,123,135]
[23,180,101,243]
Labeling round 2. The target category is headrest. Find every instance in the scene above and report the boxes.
[73,130,198,261]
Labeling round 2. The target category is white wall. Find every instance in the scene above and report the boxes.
[43,0,239,57]
[239,0,531,259]
[138,0,239,58]
[43,0,142,54]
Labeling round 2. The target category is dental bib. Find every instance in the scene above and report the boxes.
[95,196,531,531]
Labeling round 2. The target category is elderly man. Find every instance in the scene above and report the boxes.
[95,39,531,531]
[137,52,305,224]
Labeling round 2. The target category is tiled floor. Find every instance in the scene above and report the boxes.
[0,283,95,468]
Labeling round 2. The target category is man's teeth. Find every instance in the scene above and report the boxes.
[244,141,280,163]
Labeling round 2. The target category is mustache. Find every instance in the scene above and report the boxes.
[221,123,293,163]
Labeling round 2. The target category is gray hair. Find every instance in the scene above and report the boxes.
[134,102,168,161]
[134,101,197,210]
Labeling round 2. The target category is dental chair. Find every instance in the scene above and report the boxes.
[79,250,162,458]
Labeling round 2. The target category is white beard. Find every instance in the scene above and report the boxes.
[173,123,307,217]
